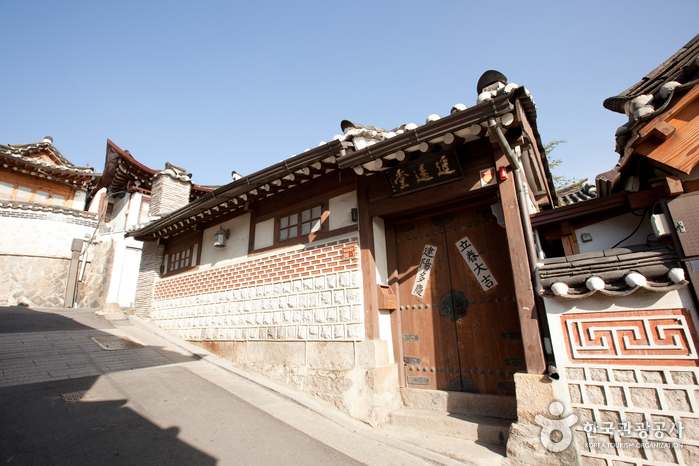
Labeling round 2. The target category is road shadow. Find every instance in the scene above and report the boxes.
[0,306,217,464]
[0,376,216,465]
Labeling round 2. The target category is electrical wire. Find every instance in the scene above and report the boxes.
[612,210,647,248]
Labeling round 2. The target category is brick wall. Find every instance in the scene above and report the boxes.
[150,236,364,341]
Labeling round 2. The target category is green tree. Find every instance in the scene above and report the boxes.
[545,140,580,193]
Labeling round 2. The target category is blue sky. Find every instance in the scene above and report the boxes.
[2,1,698,187]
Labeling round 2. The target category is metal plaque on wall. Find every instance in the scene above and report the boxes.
[384,149,463,197]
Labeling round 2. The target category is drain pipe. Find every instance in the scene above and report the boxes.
[488,118,557,378]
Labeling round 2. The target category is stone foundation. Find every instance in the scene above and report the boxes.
[506,372,581,465]
[0,255,70,308]
[192,338,402,426]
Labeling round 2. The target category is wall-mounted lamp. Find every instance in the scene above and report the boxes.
[214,227,230,247]
[351,208,358,222]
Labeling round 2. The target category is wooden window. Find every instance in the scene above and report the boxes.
[275,202,328,246]
[162,231,202,277]
[0,182,14,200]
[0,174,73,207]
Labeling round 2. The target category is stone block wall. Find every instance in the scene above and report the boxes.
[76,241,116,309]
[150,237,363,341]
[0,255,70,307]
[568,365,699,465]
[0,206,98,307]
[146,235,402,425]
[521,290,699,466]
[192,339,402,427]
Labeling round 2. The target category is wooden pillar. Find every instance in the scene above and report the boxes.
[357,175,380,340]
[495,150,546,374]
[385,222,406,385]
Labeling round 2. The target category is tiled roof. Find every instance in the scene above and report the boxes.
[538,244,687,299]
[597,34,699,194]
[92,139,215,202]
[0,199,99,219]
[604,34,699,115]
[557,179,597,206]
[0,140,100,189]
[129,70,554,240]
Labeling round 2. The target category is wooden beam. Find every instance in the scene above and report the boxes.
[357,175,380,340]
[495,150,546,375]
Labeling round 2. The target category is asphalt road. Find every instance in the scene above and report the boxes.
[0,306,383,466]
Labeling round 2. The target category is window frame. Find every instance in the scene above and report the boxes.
[161,230,203,277]
[0,173,74,207]
[273,201,329,247]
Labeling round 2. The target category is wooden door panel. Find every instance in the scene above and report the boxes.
[396,216,461,391]
[444,205,524,395]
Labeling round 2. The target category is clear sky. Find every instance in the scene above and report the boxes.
[2,1,698,187]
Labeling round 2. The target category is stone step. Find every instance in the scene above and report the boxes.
[378,424,512,466]
[400,387,517,419]
[388,408,512,446]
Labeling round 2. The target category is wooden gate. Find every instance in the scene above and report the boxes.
[395,203,525,395]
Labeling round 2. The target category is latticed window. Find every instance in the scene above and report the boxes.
[161,230,202,277]
[278,204,323,242]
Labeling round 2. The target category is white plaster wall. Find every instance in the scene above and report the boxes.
[574,211,654,254]
[110,195,130,232]
[105,236,145,304]
[379,310,394,363]
[373,217,388,286]
[125,192,143,230]
[329,191,357,231]
[0,215,95,259]
[254,218,274,250]
[200,213,251,267]
[87,188,106,213]
[72,189,87,210]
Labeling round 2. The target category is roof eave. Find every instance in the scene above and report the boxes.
[128,139,345,239]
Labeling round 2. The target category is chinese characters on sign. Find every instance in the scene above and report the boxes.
[455,236,498,291]
[411,245,437,298]
[384,150,463,197]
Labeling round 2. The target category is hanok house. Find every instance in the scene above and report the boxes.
[127,71,557,450]
[84,139,214,309]
[0,137,101,307]
[527,34,699,466]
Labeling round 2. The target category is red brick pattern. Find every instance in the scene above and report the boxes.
[154,237,360,300]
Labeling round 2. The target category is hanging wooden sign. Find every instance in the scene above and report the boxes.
[384,149,463,197]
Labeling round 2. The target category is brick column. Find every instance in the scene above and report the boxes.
[133,240,164,317]
[132,164,191,316]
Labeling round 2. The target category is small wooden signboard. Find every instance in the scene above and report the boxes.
[384,149,463,197]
